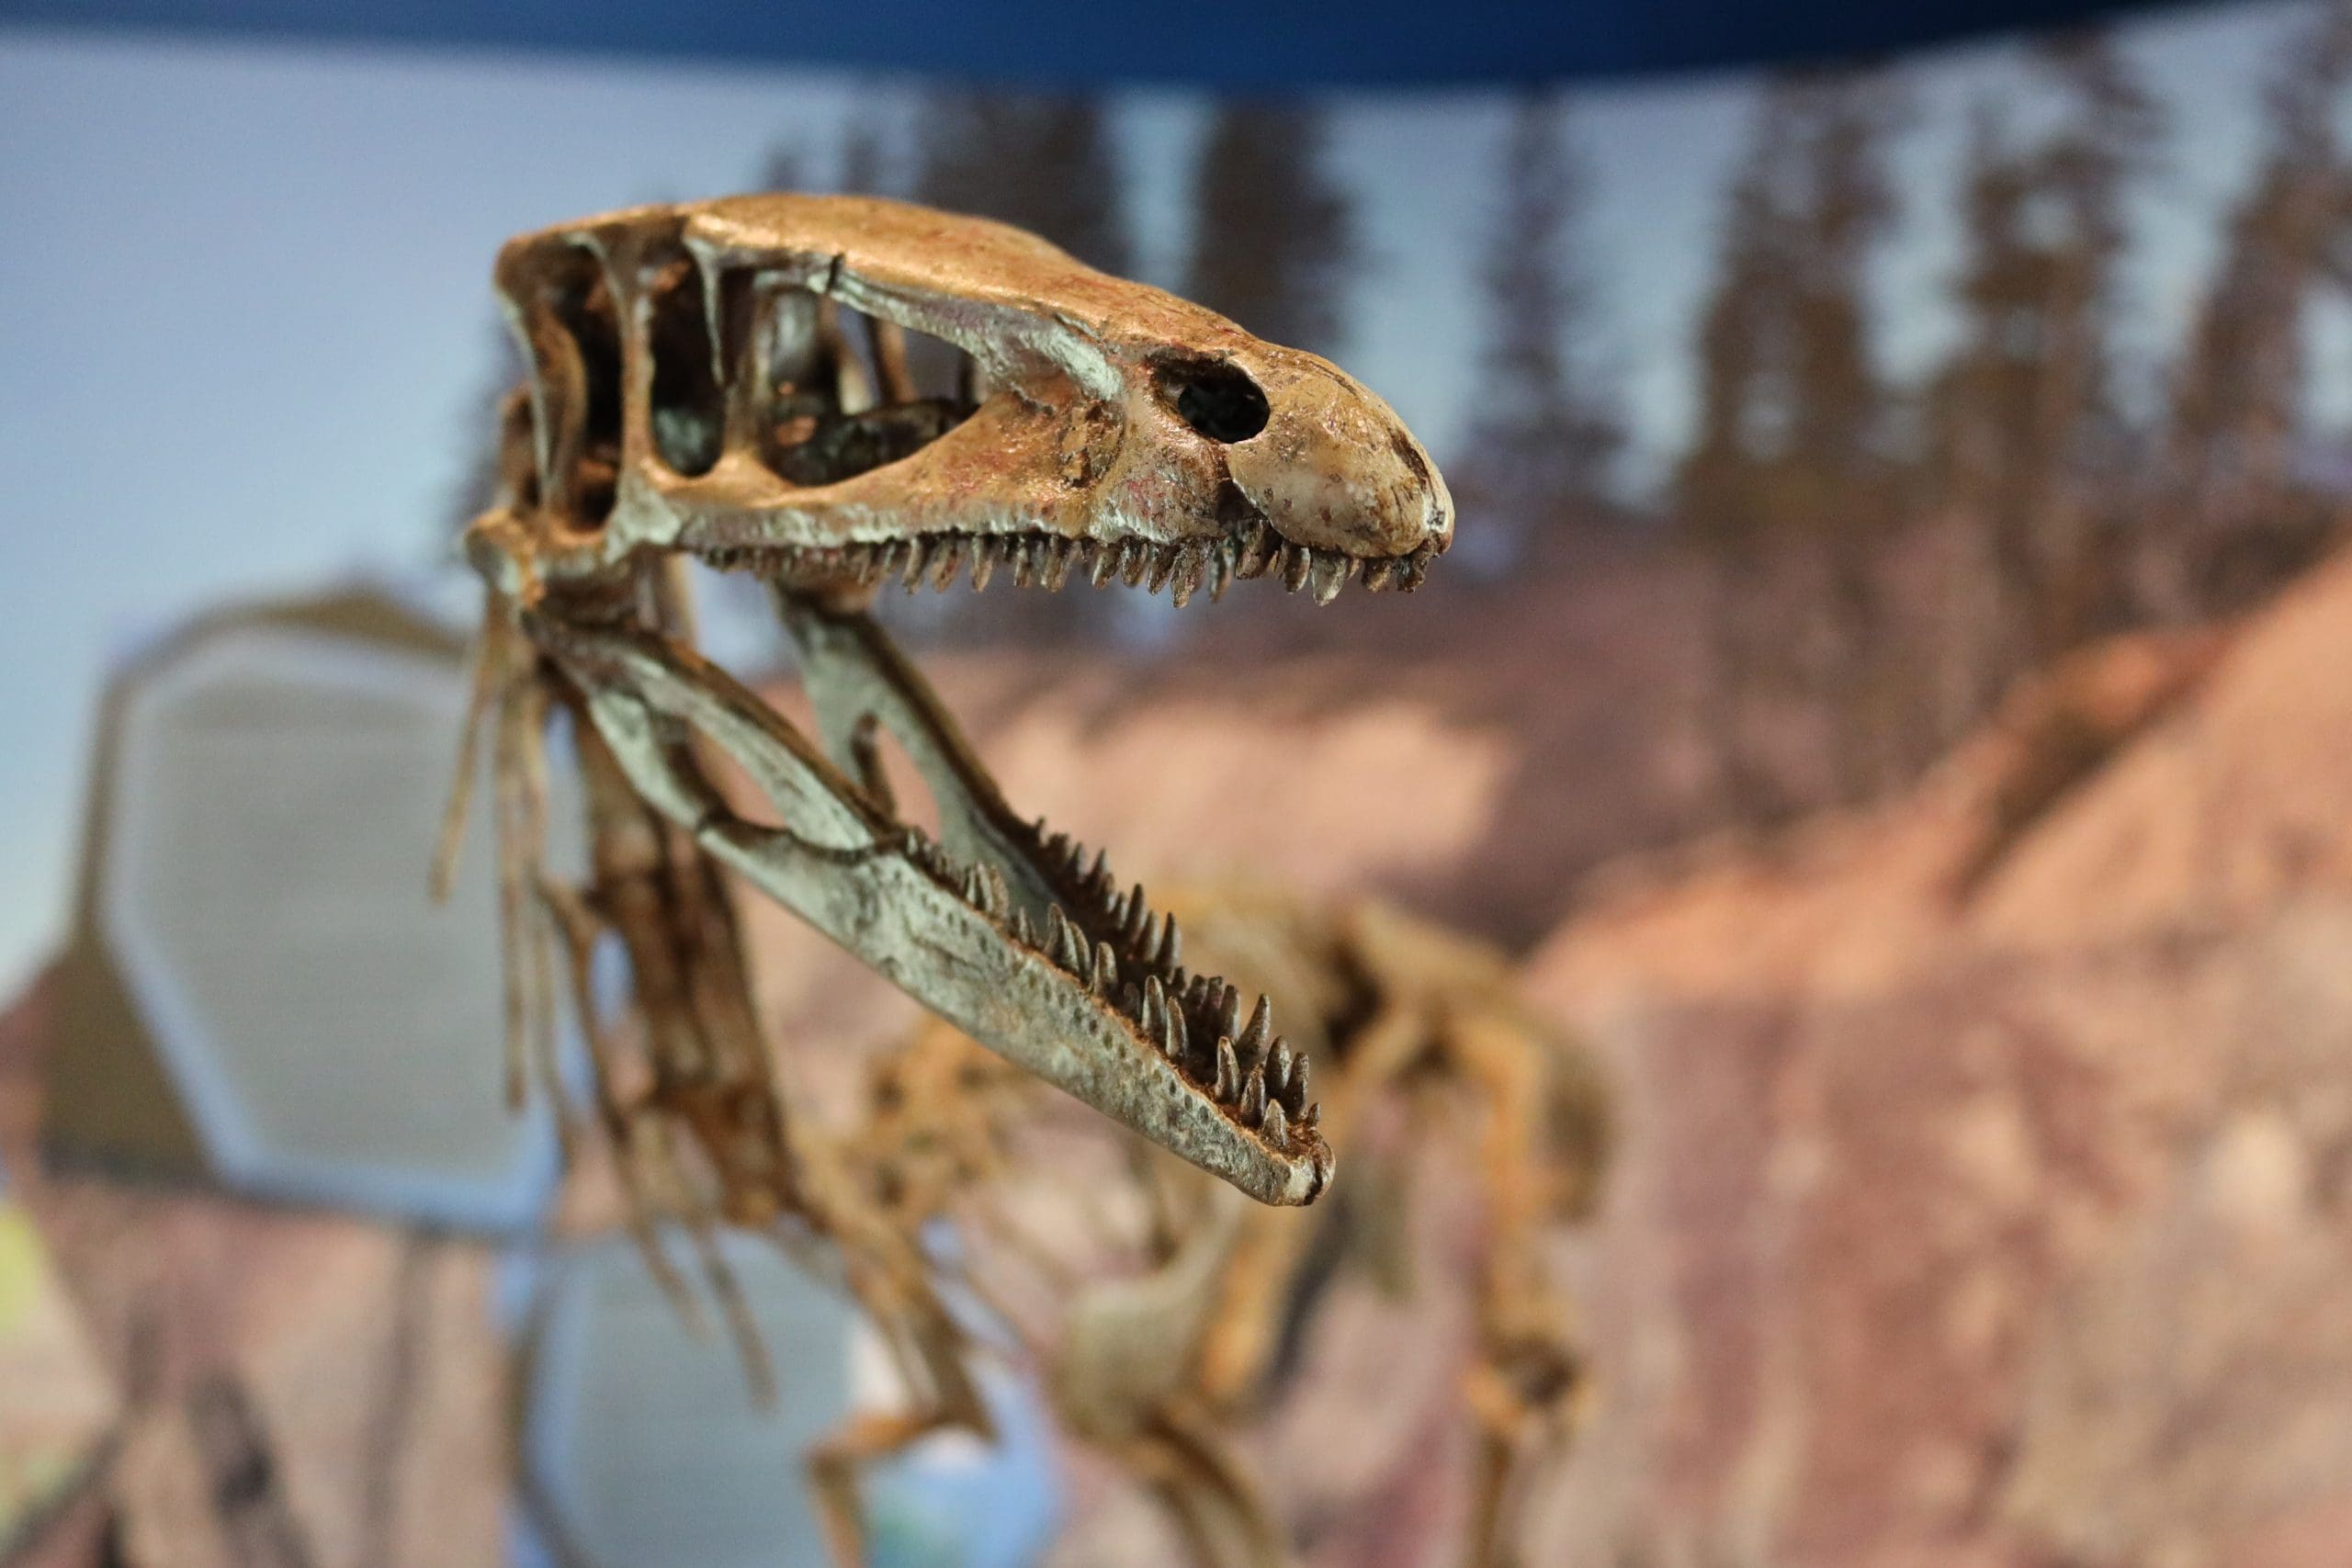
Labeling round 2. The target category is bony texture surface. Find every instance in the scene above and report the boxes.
[444,193,1452,1218]
[840,885,1610,1568]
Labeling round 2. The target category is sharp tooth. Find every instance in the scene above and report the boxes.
[1044,539,1080,591]
[1207,545,1234,603]
[1012,908,1035,946]
[1046,906,1080,968]
[1363,556,1399,592]
[1400,543,1435,591]
[1142,975,1167,1032]
[1121,979,1142,1016]
[984,864,1011,915]
[1253,528,1284,577]
[1136,910,1161,960]
[1125,884,1151,942]
[963,866,988,908]
[1170,539,1208,607]
[1218,985,1243,1043]
[1261,1099,1289,1151]
[1228,524,1258,579]
[1118,539,1149,587]
[1283,1053,1309,1114]
[1269,1039,1293,1097]
[1236,520,1274,578]
[1156,916,1182,969]
[878,540,909,581]
[901,536,933,589]
[1310,553,1353,605]
[1282,544,1313,593]
[1303,1100,1322,1129]
[1215,1037,1239,1100]
[929,536,966,591]
[1165,1004,1187,1064]
[1240,1066,1267,1122]
[1240,995,1273,1062]
[1046,832,1074,870]
[1013,539,1039,588]
[969,538,1000,592]
[1086,847,1111,891]
[1091,941,1119,995]
[1148,544,1178,593]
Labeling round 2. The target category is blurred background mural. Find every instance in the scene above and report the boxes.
[10,0,2352,1562]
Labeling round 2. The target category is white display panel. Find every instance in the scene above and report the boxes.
[93,618,559,1230]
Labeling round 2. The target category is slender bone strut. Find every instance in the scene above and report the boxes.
[454,192,1453,1209]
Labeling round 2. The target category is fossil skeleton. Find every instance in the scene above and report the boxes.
[439,194,1452,1214]
[858,886,1611,1568]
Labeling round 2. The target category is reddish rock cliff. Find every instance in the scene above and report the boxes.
[1528,552,2352,1568]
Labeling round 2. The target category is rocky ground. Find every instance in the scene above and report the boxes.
[1526,551,2352,1568]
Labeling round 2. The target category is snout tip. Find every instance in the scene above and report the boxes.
[1412,443,1456,556]
[1219,356,1455,565]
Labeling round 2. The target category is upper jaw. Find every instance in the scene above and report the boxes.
[485,193,1453,608]
[659,389,1453,609]
[696,515,1445,607]
[1214,347,1456,564]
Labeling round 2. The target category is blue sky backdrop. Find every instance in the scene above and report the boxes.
[0,0,2342,988]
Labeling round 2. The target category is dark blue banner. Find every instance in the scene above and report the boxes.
[0,0,2183,85]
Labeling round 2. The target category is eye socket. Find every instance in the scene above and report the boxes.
[1159,359,1270,444]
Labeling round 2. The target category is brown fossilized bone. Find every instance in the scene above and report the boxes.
[445,193,1452,1216]
[861,886,1611,1568]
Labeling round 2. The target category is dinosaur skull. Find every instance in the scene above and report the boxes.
[466,194,1453,1206]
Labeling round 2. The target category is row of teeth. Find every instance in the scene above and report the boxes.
[893,822,1318,1154]
[700,520,1439,608]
